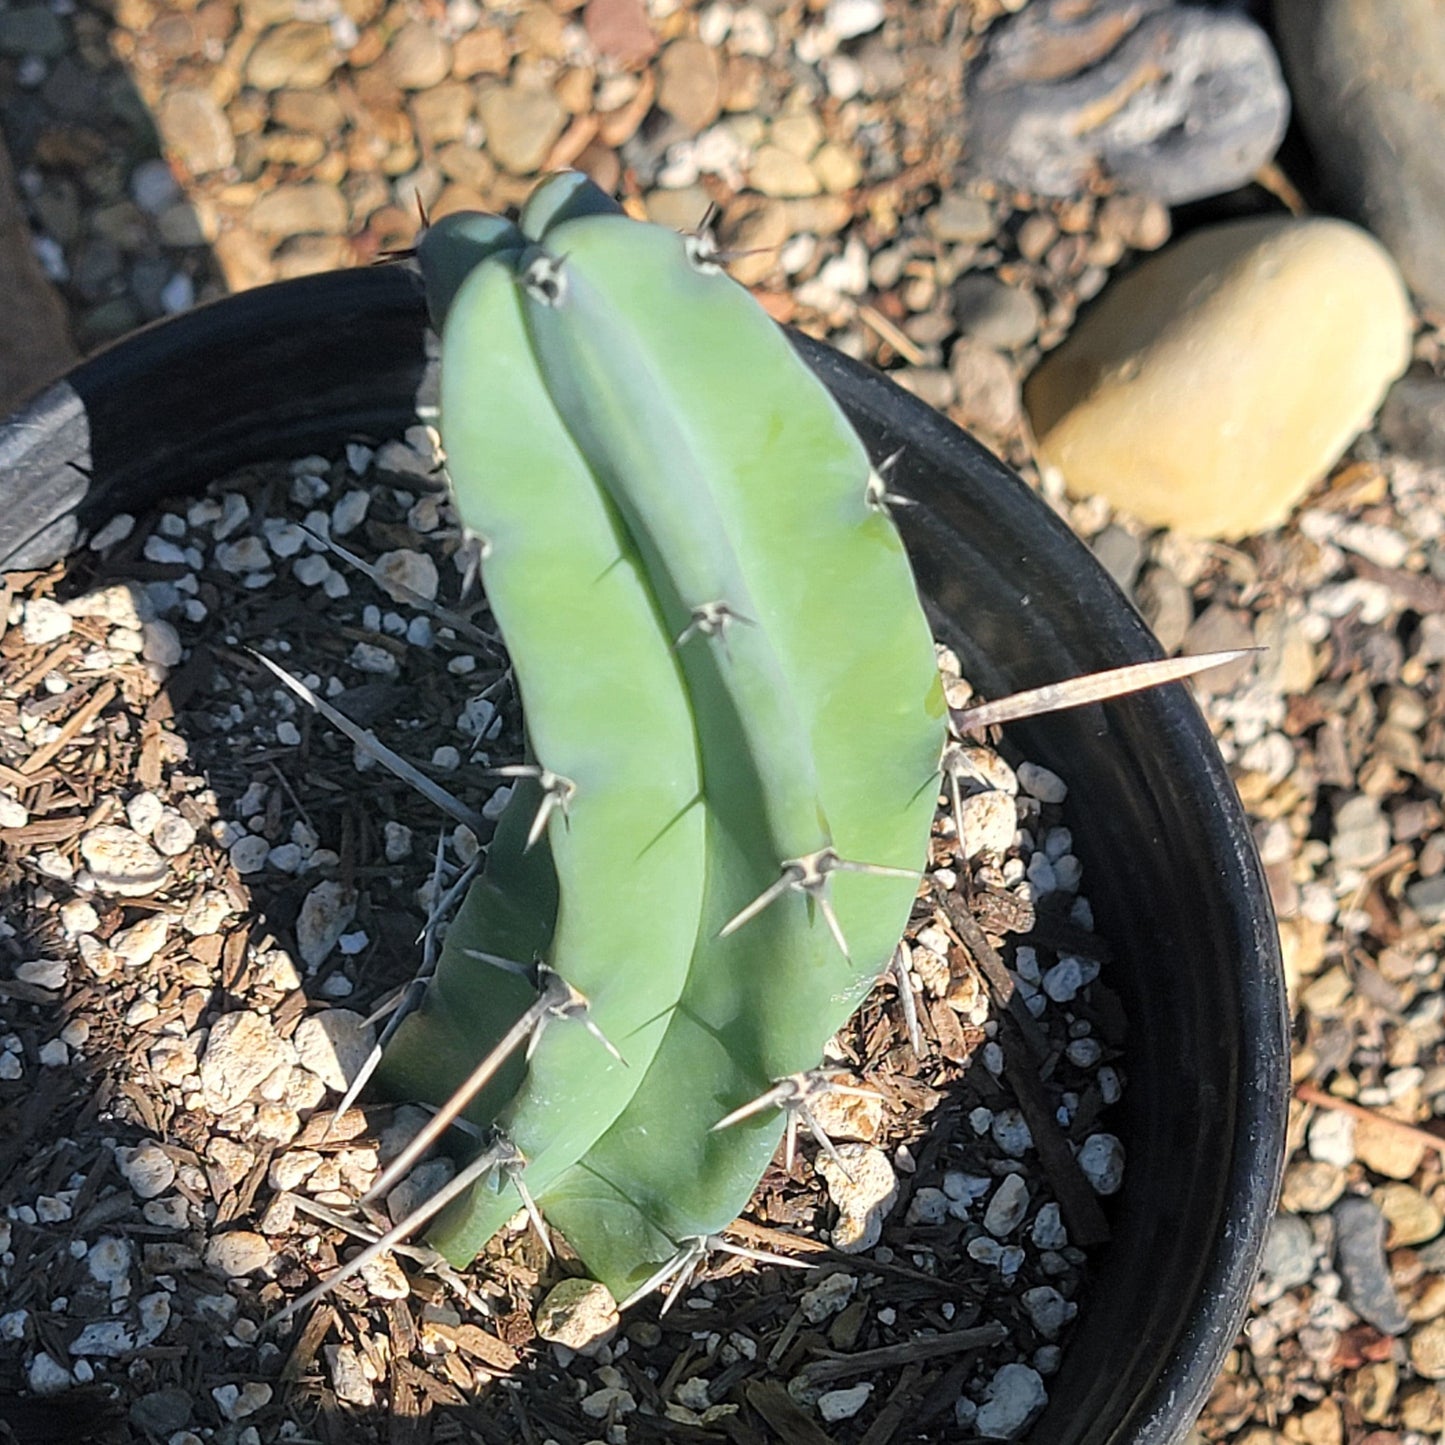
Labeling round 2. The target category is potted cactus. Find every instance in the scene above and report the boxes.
[0,173,1286,1443]
[321,173,952,1304]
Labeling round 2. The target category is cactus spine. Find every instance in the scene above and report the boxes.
[378,172,947,1300]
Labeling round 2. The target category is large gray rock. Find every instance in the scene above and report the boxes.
[964,0,1289,202]
[1274,0,1445,311]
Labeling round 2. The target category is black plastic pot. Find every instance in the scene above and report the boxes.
[0,267,1287,1444]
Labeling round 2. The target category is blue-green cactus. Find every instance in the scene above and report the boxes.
[378,172,946,1302]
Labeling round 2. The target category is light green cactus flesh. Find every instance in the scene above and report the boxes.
[378,172,946,1301]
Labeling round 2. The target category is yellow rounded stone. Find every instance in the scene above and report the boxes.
[1024,217,1412,539]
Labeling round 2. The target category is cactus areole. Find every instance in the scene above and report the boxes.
[376,171,948,1301]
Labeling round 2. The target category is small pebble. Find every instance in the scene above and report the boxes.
[211,1382,272,1421]
[984,1174,1031,1237]
[21,597,72,645]
[374,548,440,603]
[357,1251,410,1301]
[816,1145,898,1252]
[125,791,164,836]
[86,1236,132,1292]
[991,1108,1032,1157]
[1307,1109,1356,1168]
[117,1142,177,1199]
[15,958,66,990]
[229,833,270,873]
[1077,1133,1125,1194]
[327,1343,374,1408]
[535,1278,620,1354]
[292,1009,375,1092]
[825,0,884,40]
[818,1381,872,1422]
[1259,1212,1315,1291]
[1334,1196,1409,1334]
[975,1362,1047,1438]
[204,1232,272,1279]
[27,1352,71,1395]
[79,825,169,896]
[1022,1286,1077,1340]
[800,1271,857,1323]
[152,810,197,856]
[295,881,358,967]
[579,1382,636,1418]
[1017,761,1068,804]
[112,914,169,967]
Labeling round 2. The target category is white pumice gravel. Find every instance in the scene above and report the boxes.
[204,1233,272,1280]
[78,825,169,896]
[799,1270,857,1322]
[20,595,73,645]
[295,880,358,968]
[817,1145,900,1253]
[819,1381,874,1421]
[534,1278,620,1354]
[117,1142,178,1199]
[1077,1133,1127,1195]
[15,959,67,990]
[974,1361,1048,1438]
[291,1010,376,1093]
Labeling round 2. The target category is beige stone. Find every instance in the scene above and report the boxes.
[1354,1112,1428,1180]
[1412,1317,1445,1379]
[1024,217,1412,539]
[1347,1360,1397,1423]
[1279,1158,1345,1214]
[749,145,821,199]
[1283,1398,1341,1445]
[534,1278,619,1354]
[1377,1181,1444,1247]
[656,38,721,134]
[1401,1381,1445,1432]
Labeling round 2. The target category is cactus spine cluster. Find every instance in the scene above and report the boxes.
[377,171,947,1302]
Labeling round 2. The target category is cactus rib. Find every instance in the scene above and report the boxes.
[378,198,709,1245]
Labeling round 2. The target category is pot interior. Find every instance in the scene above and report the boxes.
[0,267,1287,1445]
